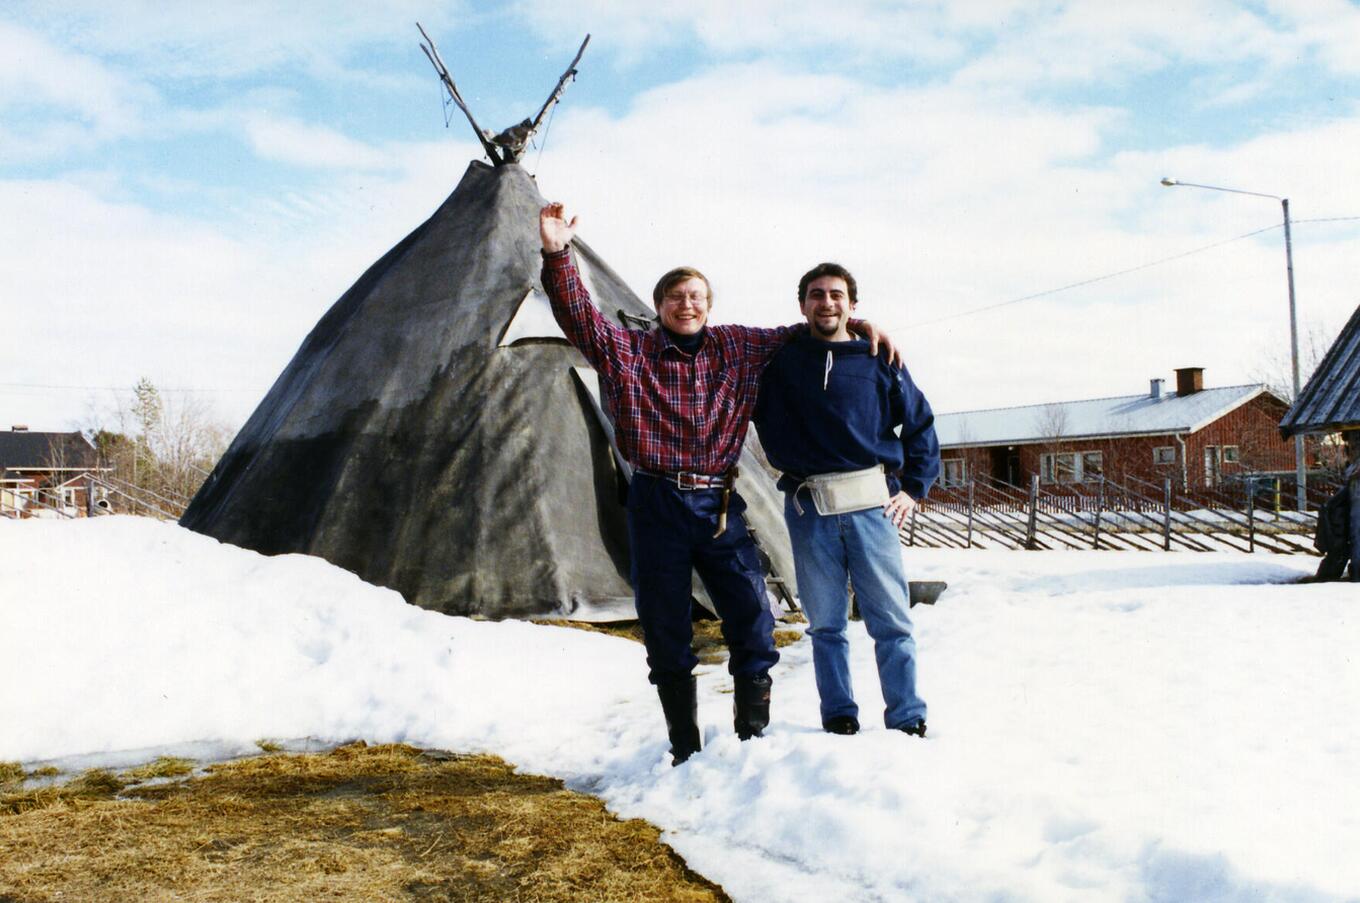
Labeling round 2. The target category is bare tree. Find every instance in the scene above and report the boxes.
[82,378,233,515]
[1251,315,1348,483]
[1032,404,1071,485]
[1251,316,1340,405]
[152,391,231,502]
[1035,404,1069,446]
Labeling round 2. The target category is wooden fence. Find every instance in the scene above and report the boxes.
[904,472,1337,555]
[0,473,189,521]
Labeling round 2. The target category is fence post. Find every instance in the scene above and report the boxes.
[908,506,918,546]
[1093,476,1104,549]
[85,474,95,517]
[966,480,975,548]
[1026,474,1039,550]
[1246,477,1256,553]
[1163,477,1173,551]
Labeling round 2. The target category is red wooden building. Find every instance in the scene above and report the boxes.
[934,368,1297,494]
[0,426,109,517]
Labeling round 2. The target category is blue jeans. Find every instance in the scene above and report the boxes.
[784,492,926,729]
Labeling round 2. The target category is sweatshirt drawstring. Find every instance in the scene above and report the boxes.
[823,349,833,390]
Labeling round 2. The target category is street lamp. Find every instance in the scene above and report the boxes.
[1160,176,1306,512]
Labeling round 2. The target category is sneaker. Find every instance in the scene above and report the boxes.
[897,720,927,738]
[823,715,860,735]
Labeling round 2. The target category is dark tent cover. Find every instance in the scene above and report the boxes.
[182,161,795,620]
[1280,301,1360,437]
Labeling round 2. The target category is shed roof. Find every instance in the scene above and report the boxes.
[936,384,1273,448]
[0,431,99,470]
[1280,302,1360,437]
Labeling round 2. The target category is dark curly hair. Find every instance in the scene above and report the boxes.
[797,262,858,305]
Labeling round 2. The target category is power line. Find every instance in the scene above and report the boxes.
[904,224,1279,329]
[903,214,1360,330]
[0,382,260,394]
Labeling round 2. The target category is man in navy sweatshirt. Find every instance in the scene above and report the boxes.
[753,263,940,737]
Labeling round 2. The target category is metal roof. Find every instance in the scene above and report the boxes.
[935,384,1273,448]
[0,431,99,470]
[1280,302,1360,436]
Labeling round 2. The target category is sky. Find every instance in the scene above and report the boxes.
[3,0,1360,431]
[4,516,1358,900]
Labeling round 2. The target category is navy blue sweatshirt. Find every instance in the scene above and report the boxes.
[753,334,940,500]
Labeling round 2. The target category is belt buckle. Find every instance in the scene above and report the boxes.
[676,471,699,490]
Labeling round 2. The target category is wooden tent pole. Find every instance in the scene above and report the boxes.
[417,22,505,165]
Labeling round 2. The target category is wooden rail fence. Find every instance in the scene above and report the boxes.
[905,472,1334,555]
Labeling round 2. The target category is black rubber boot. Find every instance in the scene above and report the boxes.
[733,672,773,740]
[823,715,860,735]
[656,676,701,766]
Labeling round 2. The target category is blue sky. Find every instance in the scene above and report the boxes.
[4,1,1360,430]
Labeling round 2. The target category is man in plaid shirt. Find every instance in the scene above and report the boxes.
[539,203,895,765]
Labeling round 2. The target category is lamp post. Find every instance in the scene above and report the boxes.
[1160,177,1306,512]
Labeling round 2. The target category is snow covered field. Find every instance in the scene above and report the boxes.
[2,517,1357,902]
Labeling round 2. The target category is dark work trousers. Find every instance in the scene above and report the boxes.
[626,472,779,685]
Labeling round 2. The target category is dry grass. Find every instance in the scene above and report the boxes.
[541,617,804,666]
[0,742,729,902]
[0,762,23,787]
[121,756,197,782]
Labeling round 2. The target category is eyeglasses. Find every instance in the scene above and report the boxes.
[662,290,708,304]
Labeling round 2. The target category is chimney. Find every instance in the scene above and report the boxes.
[1150,378,1164,400]
[1174,367,1204,396]
[11,424,28,431]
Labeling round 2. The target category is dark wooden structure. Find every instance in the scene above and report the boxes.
[1281,303,1360,580]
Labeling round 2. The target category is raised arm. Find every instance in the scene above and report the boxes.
[538,203,632,379]
[540,202,577,253]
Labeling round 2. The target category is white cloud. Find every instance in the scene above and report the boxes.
[0,135,485,430]
[4,2,1359,433]
[511,0,992,67]
[0,21,156,161]
[243,115,395,171]
[6,1,465,79]
[1266,0,1360,77]
[510,1,1360,89]
[526,61,1360,416]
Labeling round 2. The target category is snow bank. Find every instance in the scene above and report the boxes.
[3,517,1356,901]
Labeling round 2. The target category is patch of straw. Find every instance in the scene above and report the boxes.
[0,742,730,902]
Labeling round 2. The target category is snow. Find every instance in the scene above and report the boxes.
[3,516,1358,901]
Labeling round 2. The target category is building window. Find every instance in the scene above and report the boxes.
[1153,446,1176,465]
[942,459,966,487]
[1222,445,1239,464]
[1204,446,1220,487]
[1041,451,1103,484]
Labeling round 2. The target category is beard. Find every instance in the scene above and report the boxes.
[811,318,843,338]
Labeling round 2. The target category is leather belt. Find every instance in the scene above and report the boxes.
[636,468,739,537]
[636,469,732,491]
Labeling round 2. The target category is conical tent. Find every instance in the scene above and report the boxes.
[182,161,795,620]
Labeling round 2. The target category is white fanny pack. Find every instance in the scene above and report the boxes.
[794,465,889,516]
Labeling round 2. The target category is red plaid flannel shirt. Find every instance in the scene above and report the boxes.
[542,248,793,475]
